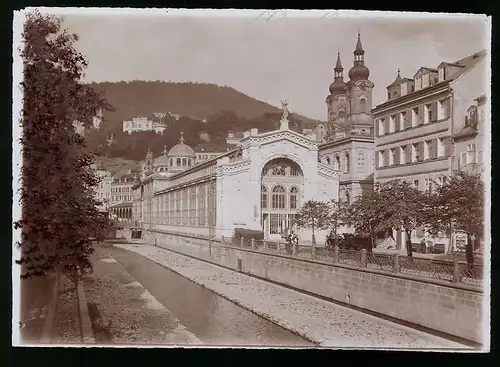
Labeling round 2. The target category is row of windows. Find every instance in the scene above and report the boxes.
[377,137,449,168]
[145,183,216,227]
[320,152,369,173]
[111,187,131,193]
[112,195,132,202]
[261,185,299,210]
[376,99,450,137]
[459,144,483,168]
[403,175,447,193]
[169,158,194,168]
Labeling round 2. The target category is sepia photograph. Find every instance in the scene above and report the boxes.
[12,8,491,351]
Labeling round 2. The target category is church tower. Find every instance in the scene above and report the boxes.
[325,53,349,141]
[345,33,374,134]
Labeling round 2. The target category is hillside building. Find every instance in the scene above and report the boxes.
[122,117,166,135]
[372,49,487,252]
[131,105,340,243]
[226,131,245,145]
[194,144,232,163]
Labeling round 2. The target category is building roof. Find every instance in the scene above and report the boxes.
[155,145,170,165]
[168,132,196,157]
[444,50,486,80]
[453,125,478,140]
[194,143,232,153]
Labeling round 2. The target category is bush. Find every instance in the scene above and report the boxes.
[232,228,264,242]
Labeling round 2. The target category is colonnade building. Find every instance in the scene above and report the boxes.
[131,109,339,243]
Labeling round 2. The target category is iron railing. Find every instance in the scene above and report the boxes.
[224,236,484,287]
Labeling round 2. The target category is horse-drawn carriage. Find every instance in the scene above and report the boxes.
[325,232,373,252]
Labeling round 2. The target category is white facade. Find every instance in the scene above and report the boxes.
[132,111,340,243]
[122,117,166,135]
[94,168,112,212]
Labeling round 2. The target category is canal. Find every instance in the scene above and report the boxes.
[108,246,314,347]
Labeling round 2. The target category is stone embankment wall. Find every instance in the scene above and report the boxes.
[145,230,484,344]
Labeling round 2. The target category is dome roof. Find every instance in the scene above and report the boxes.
[168,132,196,157]
[329,79,347,94]
[348,64,370,82]
[155,145,170,165]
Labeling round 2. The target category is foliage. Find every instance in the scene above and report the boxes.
[82,81,319,161]
[294,200,332,245]
[328,199,349,236]
[344,186,385,248]
[374,180,431,257]
[14,11,112,280]
[426,171,484,264]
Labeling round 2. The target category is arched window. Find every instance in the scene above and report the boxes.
[345,190,351,206]
[289,186,299,209]
[188,159,192,167]
[176,158,181,166]
[335,155,341,170]
[357,152,365,168]
[189,188,196,225]
[198,184,206,226]
[345,153,350,172]
[326,156,331,165]
[261,185,268,209]
[170,158,173,166]
[182,158,187,167]
[271,185,286,209]
[360,98,366,112]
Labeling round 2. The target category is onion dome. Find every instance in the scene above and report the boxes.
[168,132,196,157]
[329,53,347,95]
[348,33,370,82]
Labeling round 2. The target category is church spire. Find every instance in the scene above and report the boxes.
[335,52,343,71]
[355,33,364,55]
[179,131,185,144]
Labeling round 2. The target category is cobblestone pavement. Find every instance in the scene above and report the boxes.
[116,244,471,349]
[82,246,202,345]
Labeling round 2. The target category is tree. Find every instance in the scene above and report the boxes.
[344,186,384,248]
[375,180,430,257]
[14,11,112,280]
[328,199,349,237]
[294,200,331,245]
[426,171,484,265]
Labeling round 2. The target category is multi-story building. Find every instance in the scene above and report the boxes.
[453,94,486,181]
[110,170,136,204]
[122,117,166,135]
[372,49,487,251]
[317,34,376,205]
[94,167,112,212]
[194,144,231,163]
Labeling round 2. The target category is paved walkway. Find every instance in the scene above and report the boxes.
[116,243,470,349]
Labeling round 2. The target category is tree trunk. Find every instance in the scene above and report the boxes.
[466,232,474,265]
[311,222,316,246]
[405,229,413,257]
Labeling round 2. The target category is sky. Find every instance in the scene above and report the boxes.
[56,9,490,120]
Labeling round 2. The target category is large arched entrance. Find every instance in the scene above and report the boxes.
[260,157,304,240]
